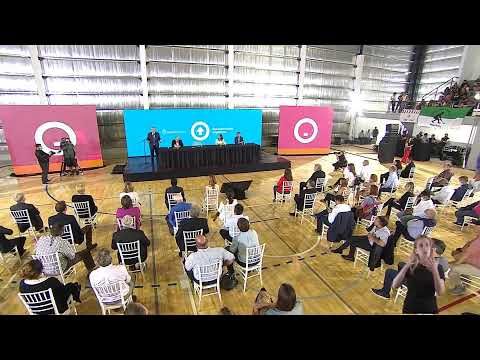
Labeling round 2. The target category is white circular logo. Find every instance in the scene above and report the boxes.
[34,121,77,155]
[191,121,210,142]
[293,118,318,144]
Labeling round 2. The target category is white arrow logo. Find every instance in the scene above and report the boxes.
[191,121,210,141]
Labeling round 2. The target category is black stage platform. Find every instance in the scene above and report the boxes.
[123,152,291,182]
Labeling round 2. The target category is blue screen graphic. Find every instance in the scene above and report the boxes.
[124,109,263,157]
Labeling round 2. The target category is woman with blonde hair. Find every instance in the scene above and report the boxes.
[119,181,140,207]
[355,173,378,203]
[324,178,348,205]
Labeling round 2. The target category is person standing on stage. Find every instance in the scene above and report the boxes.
[234,132,244,145]
[171,136,184,149]
[147,127,161,160]
[215,134,226,146]
[35,144,54,185]
[61,138,79,176]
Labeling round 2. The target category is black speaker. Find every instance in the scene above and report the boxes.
[386,124,400,135]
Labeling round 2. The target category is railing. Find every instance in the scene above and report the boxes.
[420,76,459,101]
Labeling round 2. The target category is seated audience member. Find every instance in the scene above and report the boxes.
[175,204,209,256]
[324,178,348,205]
[431,162,454,188]
[371,238,448,305]
[206,175,220,193]
[273,168,293,201]
[454,200,480,226]
[355,174,378,203]
[165,194,192,235]
[119,182,141,207]
[332,151,347,171]
[10,192,44,233]
[326,168,344,190]
[469,171,480,195]
[112,215,151,265]
[164,177,186,210]
[72,183,98,217]
[397,190,435,223]
[289,180,317,216]
[89,248,134,300]
[432,176,471,205]
[213,190,237,223]
[299,163,325,193]
[358,160,372,183]
[19,259,81,314]
[184,234,234,284]
[383,182,415,218]
[448,176,472,203]
[220,203,248,243]
[117,195,141,230]
[400,157,415,178]
[351,185,380,222]
[48,201,96,249]
[253,284,304,315]
[315,195,351,232]
[35,223,96,276]
[343,163,357,188]
[449,233,480,295]
[0,225,26,257]
[226,218,260,272]
[125,301,149,315]
[378,166,399,197]
[389,209,437,246]
[380,161,402,184]
[332,216,390,262]
[394,160,403,178]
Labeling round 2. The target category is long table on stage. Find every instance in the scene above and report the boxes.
[157,144,261,169]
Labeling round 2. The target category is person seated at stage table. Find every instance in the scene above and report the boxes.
[332,151,347,171]
[383,181,415,218]
[454,200,480,226]
[358,160,372,183]
[220,203,249,243]
[400,157,415,178]
[119,182,141,207]
[355,174,379,203]
[299,163,325,193]
[397,190,435,223]
[117,195,141,230]
[431,162,454,188]
[432,176,471,205]
[253,283,304,315]
[213,189,238,223]
[0,225,26,257]
[10,192,45,233]
[111,215,150,266]
[350,184,380,222]
[164,177,186,210]
[184,234,234,284]
[389,208,437,247]
[215,134,227,146]
[380,161,402,184]
[234,131,244,145]
[332,216,390,262]
[448,232,480,295]
[273,168,293,201]
[225,217,259,273]
[378,165,399,197]
[72,183,98,217]
[324,178,348,205]
[175,204,209,256]
[315,195,351,232]
[48,201,97,250]
[289,180,317,216]
[171,136,184,149]
[165,194,192,235]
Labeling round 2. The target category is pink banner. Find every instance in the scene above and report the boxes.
[278,105,334,155]
[0,105,103,175]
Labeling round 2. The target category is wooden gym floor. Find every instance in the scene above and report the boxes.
[0,144,478,315]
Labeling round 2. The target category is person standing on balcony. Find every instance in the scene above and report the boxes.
[390,92,397,112]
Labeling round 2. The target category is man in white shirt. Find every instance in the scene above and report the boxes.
[431,186,455,205]
[378,165,399,197]
[359,160,372,183]
[219,203,249,243]
[184,234,234,284]
[315,195,352,231]
[89,248,134,303]
[332,216,390,261]
[397,190,435,224]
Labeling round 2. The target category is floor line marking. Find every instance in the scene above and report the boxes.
[438,291,479,313]
[148,190,160,315]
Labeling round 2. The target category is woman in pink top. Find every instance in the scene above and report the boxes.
[116,195,141,230]
[449,233,480,295]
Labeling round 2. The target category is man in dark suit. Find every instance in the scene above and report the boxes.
[171,136,184,149]
[72,183,98,217]
[147,127,161,160]
[174,204,209,257]
[290,180,317,215]
[35,143,54,184]
[400,157,415,178]
[48,201,97,249]
[299,164,325,193]
[164,178,186,210]
[112,215,151,265]
[234,132,244,145]
[10,193,44,233]
[0,225,26,256]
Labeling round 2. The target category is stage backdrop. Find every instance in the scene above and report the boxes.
[0,105,103,175]
[277,105,334,155]
[124,109,262,157]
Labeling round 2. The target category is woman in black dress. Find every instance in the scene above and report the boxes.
[391,236,445,314]
[19,259,81,315]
